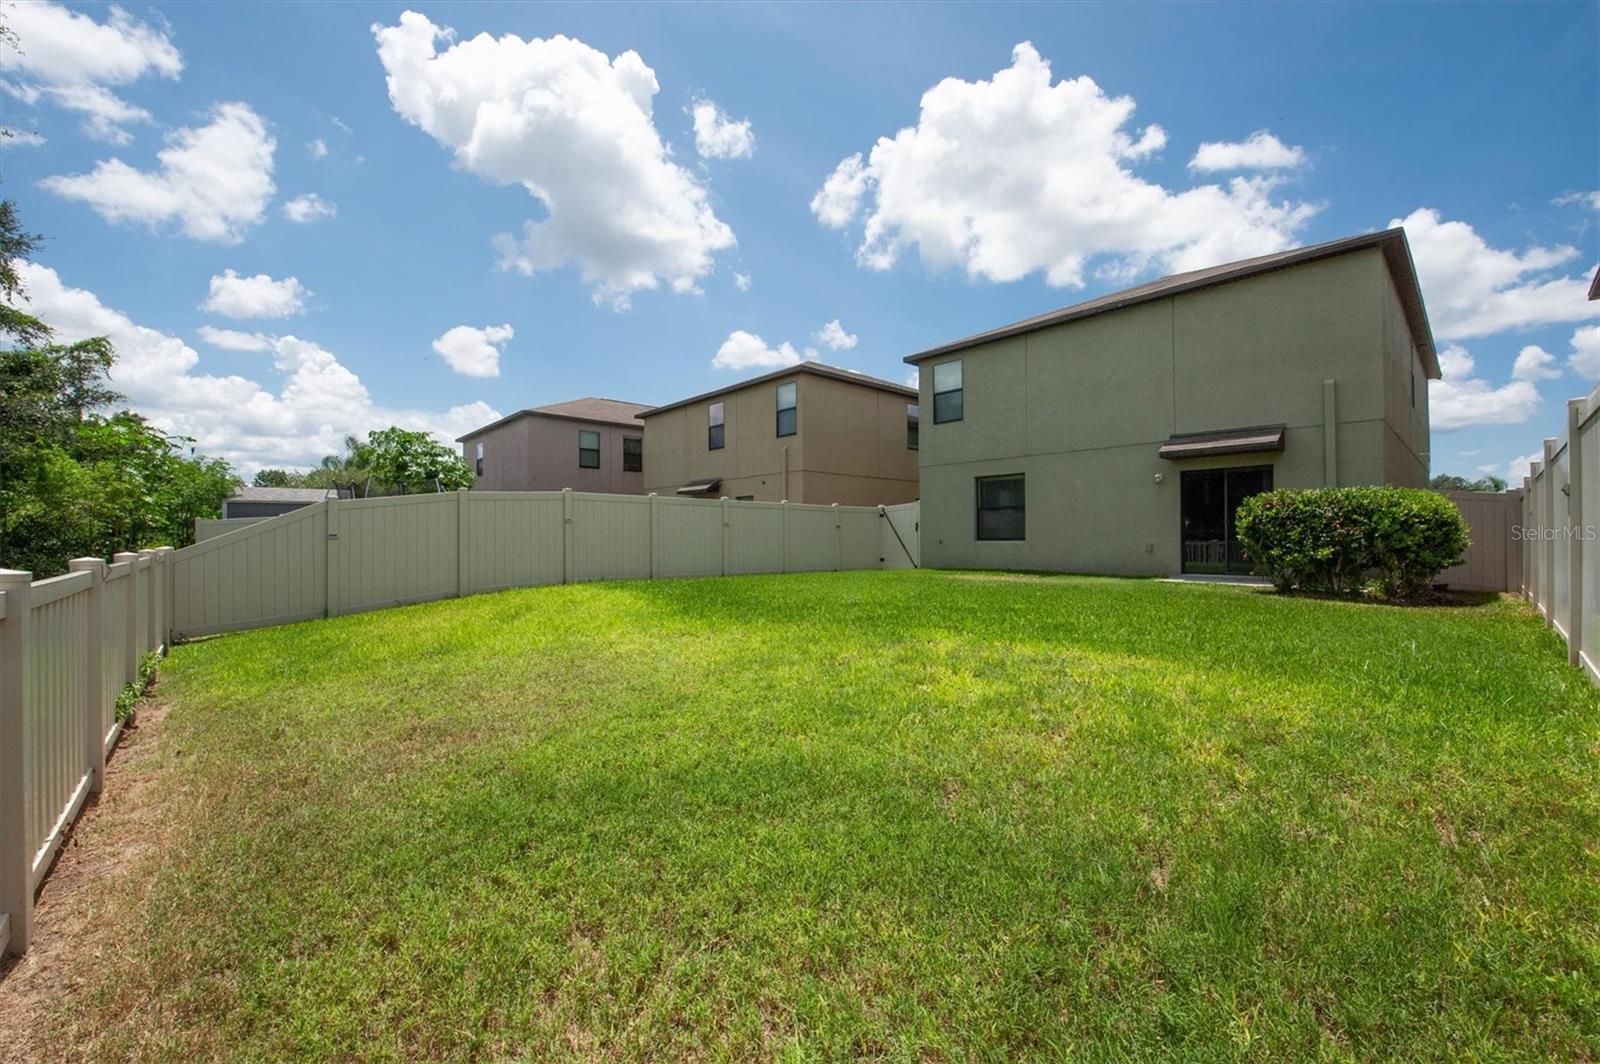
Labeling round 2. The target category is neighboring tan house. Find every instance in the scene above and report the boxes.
[639,362,920,505]
[221,486,338,518]
[456,398,650,494]
[905,228,1438,577]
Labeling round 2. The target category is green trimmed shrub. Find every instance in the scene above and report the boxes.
[1234,487,1468,600]
[1366,488,1472,600]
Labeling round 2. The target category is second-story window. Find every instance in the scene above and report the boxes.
[579,429,600,468]
[623,435,642,472]
[907,403,920,450]
[709,401,725,450]
[776,381,797,437]
[933,360,963,423]
[475,441,484,477]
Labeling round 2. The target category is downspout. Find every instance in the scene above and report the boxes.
[782,445,789,502]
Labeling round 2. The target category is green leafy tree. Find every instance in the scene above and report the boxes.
[1429,473,1507,493]
[0,190,239,573]
[364,427,472,494]
[252,468,301,488]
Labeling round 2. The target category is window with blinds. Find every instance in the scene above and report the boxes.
[976,474,1024,540]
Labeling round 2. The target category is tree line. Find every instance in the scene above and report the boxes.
[0,190,473,577]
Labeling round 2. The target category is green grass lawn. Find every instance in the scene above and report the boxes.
[55,571,1598,1059]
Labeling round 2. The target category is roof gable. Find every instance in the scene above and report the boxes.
[638,361,916,419]
[456,396,649,441]
[904,228,1440,380]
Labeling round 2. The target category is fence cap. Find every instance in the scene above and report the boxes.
[0,568,33,582]
[67,557,106,574]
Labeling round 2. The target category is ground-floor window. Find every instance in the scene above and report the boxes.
[976,474,1025,541]
[1180,466,1272,574]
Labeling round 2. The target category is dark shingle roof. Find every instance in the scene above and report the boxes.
[456,397,649,440]
[638,362,915,419]
[903,228,1441,380]
[227,487,337,503]
[528,398,651,426]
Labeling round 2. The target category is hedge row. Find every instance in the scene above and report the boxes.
[1233,487,1469,600]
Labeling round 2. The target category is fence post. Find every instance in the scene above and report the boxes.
[140,549,158,654]
[0,568,33,956]
[113,552,139,682]
[1522,476,1532,599]
[562,488,574,584]
[324,498,339,619]
[648,493,659,579]
[1543,438,1558,628]
[154,546,174,649]
[720,497,730,576]
[781,499,790,574]
[1568,399,1585,668]
[456,488,467,599]
[832,503,842,572]
[68,559,106,795]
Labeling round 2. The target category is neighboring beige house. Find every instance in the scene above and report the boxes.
[639,362,920,505]
[456,398,650,494]
[906,228,1437,577]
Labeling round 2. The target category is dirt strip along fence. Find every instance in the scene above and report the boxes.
[1520,383,1599,686]
[1,547,175,956]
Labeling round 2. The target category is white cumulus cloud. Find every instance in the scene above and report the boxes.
[40,102,277,242]
[1429,343,1541,431]
[432,324,513,378]
[691,99,754,159]
[1511,344,1561,382]
[20,262,498,476]
[1392,208,1599,341]
[712,330,817,371]
[307,137,328,159]
[373,11,735,309]
[810,42,1316,288]
[0,1,181,144]
[1189,130,1306,172]
[201,270,310,320]
[1504,450,1545,484]
[197,325,272,352]
[283,193,337,223]
[1569,324,1600,380]
[733,272,751,292]
[813,319,857,351]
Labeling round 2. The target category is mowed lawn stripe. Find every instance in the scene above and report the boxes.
[54,571,1599,1060]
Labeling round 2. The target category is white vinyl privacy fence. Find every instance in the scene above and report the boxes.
[170,491,922,639]
[2,548,174,956]
[1521,385,1599,686]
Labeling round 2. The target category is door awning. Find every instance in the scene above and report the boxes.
[1158,424,1286,460]
[676,477,722,495]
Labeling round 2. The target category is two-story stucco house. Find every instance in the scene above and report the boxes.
[639,362,920,505]
[906,228,1438,577]
[456,398,651,494]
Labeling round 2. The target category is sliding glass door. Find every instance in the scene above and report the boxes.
[1180,466,1273,575]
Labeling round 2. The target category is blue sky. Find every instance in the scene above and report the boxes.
[2,1,1596,478]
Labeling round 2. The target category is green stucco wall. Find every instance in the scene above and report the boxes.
[915,247,1428,574]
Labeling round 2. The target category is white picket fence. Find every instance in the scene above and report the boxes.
[170,491,922,639]
[1,547,175,957]
[1520,384,1599,686]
